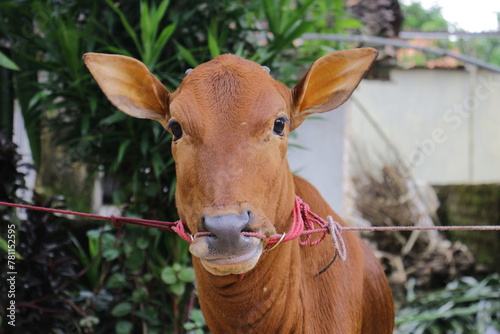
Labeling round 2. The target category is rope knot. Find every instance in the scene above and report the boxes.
[325,216,347,262]
[110,216,124,228]
[171,221,194,243]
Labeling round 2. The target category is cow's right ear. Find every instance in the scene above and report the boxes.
[83,53,170,128]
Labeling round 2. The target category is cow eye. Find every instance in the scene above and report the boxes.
[273,116,287,136]
[168,121,183,141]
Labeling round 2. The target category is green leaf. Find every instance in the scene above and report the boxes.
[208,32,220,58]
[125,248,145,271]
[151,23,176,67]
[175,42,199,68]
[141,273,153,283]
[184,322,196,330]
[190,309,206,325]
[153,0,170,25]
[0,51,20,71]
[98,110,126,126]
[112,188,127,206]
[0,236,23,259]
[111,302,132,317]
[284,0,315,32]
[169,281,186,295]
[172,262,182,272]
[140,1,153,63]
[337,18,364,29]
[116,139,131,167]
[168,177,177,203]
[86,229,100,240]
[106,273,127,288]
[178,267,196,282]
[105,46,134,57]
[102,248,120,261]
[88,96,98,117]
[234,42,245,57]
[69,233,89,266]
[139,130,149,157]
[53,17,81,80]
[136,236,149,250]
[161,266,177,285]
[115,321,133,334]
[277,20,313,50]
[105,0,142,55]
[81,114,90,135]
[132,307,160,325]
[131,286,148,302]
[101,232,116,250]
[262,0,278,33]
[79,315,100,328]
[150,151,163,180]
[277,0,292,33]
[207,19,220,58]
[292,21,314,39]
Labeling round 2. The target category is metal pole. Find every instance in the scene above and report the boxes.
[302,33,500,74]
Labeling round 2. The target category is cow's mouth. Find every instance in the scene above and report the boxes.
[189,235,263,276]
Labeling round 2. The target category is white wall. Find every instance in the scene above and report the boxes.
[350,68,500,185]
[287,105,347,215]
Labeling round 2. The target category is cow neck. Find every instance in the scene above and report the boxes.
[194,229,304,332]
[194,174,303,331]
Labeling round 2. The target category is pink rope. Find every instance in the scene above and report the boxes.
[2,198,500,262]
[0,201,192,243]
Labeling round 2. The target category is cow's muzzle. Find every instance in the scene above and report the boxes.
[189,210,265,275]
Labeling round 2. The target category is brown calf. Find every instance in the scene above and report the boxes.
[84,48,394,333]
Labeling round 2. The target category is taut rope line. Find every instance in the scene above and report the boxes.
[2,198,500,268]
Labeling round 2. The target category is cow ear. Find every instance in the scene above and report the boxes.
[291,48,377,130]
[83,53,170,128]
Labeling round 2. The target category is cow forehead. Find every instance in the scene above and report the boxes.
[170,54,289,127]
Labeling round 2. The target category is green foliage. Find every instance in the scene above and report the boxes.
[111,302,132,317]
[312,0,364,35]
[256,0,315,64]
[436,184,500,271]
[66,223,198,333]
[399,1,452,62]
[396,275,500,334]
[161,262,196,295]
[0,51,19,71]
[401,2,449,32]
[458,37,500,67]
[184,309,207,334]
[105,0,176,69]
[0,1,42,164]
[297,0,364,77]
[0,133,82,333]
[401,2,500,67]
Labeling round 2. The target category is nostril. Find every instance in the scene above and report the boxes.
[201,215,206,231]
[202,210,252,239]
[241,211,252,233]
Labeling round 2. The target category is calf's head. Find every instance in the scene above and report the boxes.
[84,49,377,275]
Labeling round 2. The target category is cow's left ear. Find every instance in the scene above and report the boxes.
[290,48,378,130]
